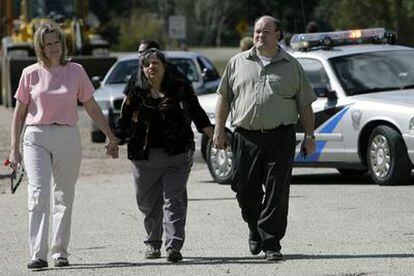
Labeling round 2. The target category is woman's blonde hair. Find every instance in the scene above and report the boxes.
[33,21,68,66]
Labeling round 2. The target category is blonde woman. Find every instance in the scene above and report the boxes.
[8,22,119,269]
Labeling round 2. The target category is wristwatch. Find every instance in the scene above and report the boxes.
[305,133,315,140]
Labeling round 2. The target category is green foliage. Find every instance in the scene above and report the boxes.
[318,0,414,46]
[113,12,169,51]
[91,0,414,47]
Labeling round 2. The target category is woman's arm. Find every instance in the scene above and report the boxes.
[83,97,120,158]
[9,101,28,168]
[178,83,212,133]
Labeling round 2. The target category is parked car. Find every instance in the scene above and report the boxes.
[201,28,414,186]
[91,50,221,156]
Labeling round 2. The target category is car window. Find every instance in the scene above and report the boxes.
[297,58,330,97]
[106,59,139,84]
[330,50,414,95]
[197,57,220,80]
[169,58,199,82]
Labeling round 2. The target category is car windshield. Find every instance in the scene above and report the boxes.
[330,50,414,96]
[169,58,199,82]
[106,57,200,85]
[106,59,139,84]
[29,0,75,19]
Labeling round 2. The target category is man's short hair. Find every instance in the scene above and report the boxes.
[138,39,161,52]
[306,21,319,33]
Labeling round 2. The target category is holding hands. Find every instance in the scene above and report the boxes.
[105,137,121,159]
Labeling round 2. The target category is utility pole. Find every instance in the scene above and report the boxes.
[299,0,306,32]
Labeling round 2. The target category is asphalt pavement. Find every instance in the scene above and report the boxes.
[1,164,414,275]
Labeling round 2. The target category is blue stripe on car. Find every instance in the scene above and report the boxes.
[295,106,350,162]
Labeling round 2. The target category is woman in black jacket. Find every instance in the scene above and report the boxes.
[113,49,213,262]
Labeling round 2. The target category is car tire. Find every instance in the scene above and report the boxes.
[367,125,411,185]
[206,133,233,184]
[337,168,368,177]
[91,130,106,143]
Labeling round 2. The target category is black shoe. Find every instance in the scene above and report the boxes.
[248,230,262,255]
[166,248,183,262]
[145,245,161,259]
[27,259,48,269]
[265,250,284,261]
[54,257,69,267]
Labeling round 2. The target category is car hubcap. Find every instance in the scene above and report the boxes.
[209,146,233,180]
[369,134,390,178]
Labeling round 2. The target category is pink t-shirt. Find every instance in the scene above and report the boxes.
[14,62,94,126]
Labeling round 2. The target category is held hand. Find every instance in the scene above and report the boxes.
[213,129,229,150]
[300,137,316,157]
[105,143,119,159]
[8,150,22,170]
[202,126,214,140]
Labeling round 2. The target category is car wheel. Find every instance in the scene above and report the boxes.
[206,134,233,184]
[337,168,368,177]
[367,125,411,185]
[91,130,106,143]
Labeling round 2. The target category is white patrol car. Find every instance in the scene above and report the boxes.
[200,28,414,186]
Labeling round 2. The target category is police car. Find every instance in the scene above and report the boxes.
[201,28,414,186]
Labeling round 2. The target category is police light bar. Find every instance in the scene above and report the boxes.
[290,28,394,51]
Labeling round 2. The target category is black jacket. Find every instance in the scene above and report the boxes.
[114,69,212,160]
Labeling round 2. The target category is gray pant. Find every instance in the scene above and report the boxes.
[131,149,193,251]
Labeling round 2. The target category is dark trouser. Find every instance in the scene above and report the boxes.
[131,149,193,251]
[231,125,296,251]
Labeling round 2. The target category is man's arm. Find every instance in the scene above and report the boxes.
[299,104,316,155]
[213,95,231,149]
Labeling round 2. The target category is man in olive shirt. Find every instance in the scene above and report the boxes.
[213,15,317,261]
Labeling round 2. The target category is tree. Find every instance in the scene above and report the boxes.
[318,0,414,46]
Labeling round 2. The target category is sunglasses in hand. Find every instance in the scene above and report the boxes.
[3,159,25,194]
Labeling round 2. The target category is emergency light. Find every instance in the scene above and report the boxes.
[290,28,395,51]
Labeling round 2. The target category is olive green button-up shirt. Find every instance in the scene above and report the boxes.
[217,46,317,130]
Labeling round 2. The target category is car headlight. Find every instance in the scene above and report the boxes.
[410,117,414,130]
[97,100,111,110]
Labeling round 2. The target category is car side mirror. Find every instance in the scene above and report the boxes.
[92,76,102,89]
[202,68,217,82]
[312,83,337,99]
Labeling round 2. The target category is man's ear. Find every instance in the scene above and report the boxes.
[277,30,284,42]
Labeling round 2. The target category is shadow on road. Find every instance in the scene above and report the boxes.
[287,253,414,259]
[189,197,235,201]
[291,172,414,186]
[30,253,414,272]
[291,172,373,185]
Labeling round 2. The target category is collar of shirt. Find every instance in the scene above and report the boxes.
[247,46,290,64]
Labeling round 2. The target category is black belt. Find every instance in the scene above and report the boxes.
[235,124,293,134]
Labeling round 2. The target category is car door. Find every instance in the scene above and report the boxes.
[196,56,221,94]
[296,58,345,164]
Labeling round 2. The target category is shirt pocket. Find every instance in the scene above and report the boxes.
[268,75,296,98]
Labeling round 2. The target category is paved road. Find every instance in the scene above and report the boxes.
[1,163,414,275]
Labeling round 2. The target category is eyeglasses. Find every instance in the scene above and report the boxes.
[10,164,25,194]
[254,29,278,35]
